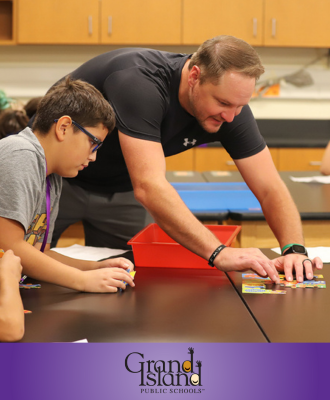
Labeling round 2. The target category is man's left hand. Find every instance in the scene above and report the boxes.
[273,254,323,282]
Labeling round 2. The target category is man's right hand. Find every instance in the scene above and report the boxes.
[213,247,280,283]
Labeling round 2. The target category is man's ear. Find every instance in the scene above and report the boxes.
[187,65,201,88]
[54,116,72,142]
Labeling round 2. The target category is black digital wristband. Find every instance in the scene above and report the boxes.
[208,245,227,267]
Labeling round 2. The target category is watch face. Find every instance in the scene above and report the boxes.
[292,245,306,254]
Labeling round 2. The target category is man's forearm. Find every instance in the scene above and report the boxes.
[260,180,304,248]
[135,178,222,260]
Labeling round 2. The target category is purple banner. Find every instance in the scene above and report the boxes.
[0,343,328,400]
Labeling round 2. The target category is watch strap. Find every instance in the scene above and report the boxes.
[282,244,308,256]
[281,243,302,255]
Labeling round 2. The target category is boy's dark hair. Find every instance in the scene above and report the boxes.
[24,96,43,119]
[0,108,29,139]
[189,35,265,85]
[32,77,115,134]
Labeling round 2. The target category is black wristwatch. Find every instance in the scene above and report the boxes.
[282,244,308,256]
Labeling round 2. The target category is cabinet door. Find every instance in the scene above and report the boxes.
[0,0,16,44]
[194,147,279,172]
[18,0,99,44]
[278,148,324,171]
[183,0,263,45]
[100,0,181,44]
[264,0,330,47]
[195,148,238,171]
[166,150,195,171]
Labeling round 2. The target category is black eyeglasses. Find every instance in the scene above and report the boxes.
[54,119,103,153]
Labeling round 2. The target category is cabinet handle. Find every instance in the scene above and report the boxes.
[226,160,235,166]
[88,16,93,35]
[309,161,321,166]
[108,16,112,35]
[253,18,257,37]
[271,18,276,38]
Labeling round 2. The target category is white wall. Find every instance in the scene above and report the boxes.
[1,44,330,119]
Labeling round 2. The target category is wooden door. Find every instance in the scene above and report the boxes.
[100,0,181,44]
[264,0,330,47]
[278,148,324,170]
[18,0,99,44]
[183,0,264,45]
[194,147,279,172]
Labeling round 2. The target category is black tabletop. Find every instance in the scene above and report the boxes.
[203,171,244,183]
[278,171,330,219]
[227,249,330,343]
[20,265,266,343]
[203,170,330,221]
[166,171,206,182]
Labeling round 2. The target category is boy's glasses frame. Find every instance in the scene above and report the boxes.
[54,119,103,152]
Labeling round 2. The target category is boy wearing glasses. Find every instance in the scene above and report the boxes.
[0,77,135,294]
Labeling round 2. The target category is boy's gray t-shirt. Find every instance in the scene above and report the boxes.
[0,127,62,246]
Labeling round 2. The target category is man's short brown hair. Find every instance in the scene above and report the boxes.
[33,77,115,134]
[189,35,265,84]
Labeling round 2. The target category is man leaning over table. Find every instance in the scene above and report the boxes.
[49,35,322,283]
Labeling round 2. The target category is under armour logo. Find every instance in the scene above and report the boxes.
[183,138,197,147]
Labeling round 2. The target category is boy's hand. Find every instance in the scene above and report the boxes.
[0,250,22,282]
[80,267,135,293]
[97,257,134,271]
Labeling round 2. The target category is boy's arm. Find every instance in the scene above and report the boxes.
[0,217,135,293]
[45,246,134,271]
[0,250,24,342]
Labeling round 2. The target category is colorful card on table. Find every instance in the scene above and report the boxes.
[242,281,286,294]
[242,273,326,294]
[19,283,41,289]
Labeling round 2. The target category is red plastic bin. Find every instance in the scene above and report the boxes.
[128,223,241,269]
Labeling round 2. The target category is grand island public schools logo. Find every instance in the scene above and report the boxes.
[125,347,204,394]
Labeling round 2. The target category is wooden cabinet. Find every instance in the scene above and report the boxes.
[264,0,330,47]
[183,0,264,46]
[195,148,238,172]
[0,0,16,44]
[183,0,330,47]
[278,148,324,171]
[17,0,181,45]
[165,147,323,173]
[18,0,99,44]
[100,0,181,45]
[11,0,330,47]
[166,150,195,171]
[194,147,279,172]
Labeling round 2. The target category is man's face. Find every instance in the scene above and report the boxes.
[187,69,256,133]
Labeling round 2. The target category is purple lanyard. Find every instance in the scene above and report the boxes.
[40,165,51,253]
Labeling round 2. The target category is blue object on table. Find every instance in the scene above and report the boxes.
[171,182,250,191]
[171,182,262,213]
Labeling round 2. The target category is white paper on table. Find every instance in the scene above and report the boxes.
[290,176,330,184]
[271,247,330,263]
[73,339,88,343]
[50,244,128,261]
